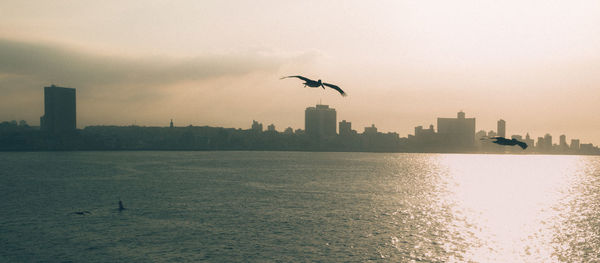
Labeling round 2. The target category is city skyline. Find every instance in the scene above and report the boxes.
[2,1,600,145]
[1,86,595,151]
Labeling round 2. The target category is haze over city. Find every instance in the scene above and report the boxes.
[1,0,600,144]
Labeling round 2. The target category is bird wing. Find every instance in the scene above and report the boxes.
[280,75,313,82]
[491,136,508,142]
[516,141,528,150]
[322,82,347,96]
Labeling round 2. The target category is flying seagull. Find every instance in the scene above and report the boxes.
[483,136,528,149]
[280,75,346,96]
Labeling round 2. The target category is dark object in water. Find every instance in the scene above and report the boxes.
[73,211,91,215]
[485,136,528,149]
[118,200,125,211]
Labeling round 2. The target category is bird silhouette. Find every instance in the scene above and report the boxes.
[72,211,91,215]
[280,75,346,96]
[483,136,528,149]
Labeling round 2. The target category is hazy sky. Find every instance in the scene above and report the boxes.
[1,0,600,144]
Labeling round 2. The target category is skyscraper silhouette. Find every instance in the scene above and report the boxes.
[497,119,506,138]
[40,85,76,134]
[305,104,336,138]
[437,111,476,149]
[339,120,352,136]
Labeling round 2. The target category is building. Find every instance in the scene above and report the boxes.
[497,119,506,138]
[267,124,276,132]
[524,133,534,149]
[40,84,76,134]
[284,127,294,134]
[364,124,378,135]
[251,120,263,132]
[559,135,568,150]
[305,104,336,138]
[536,137,545,149]
[580,143,595,154]
[415,125,436,137]
[339,120,353,136]
[544,134,553,149]
[476,130,487,138]
[570,139,580,150]
[437,111,476,149]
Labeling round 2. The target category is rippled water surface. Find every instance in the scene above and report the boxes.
[1,152,599,262]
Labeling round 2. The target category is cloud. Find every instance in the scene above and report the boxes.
[0,37,322,125]
[0,38,304,88]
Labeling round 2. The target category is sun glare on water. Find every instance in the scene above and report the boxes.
[434,154,590,262]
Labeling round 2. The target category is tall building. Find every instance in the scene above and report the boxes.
[339,120,352,136]
[251,120,263,132]
[40,84,76,134]
[524,133,534,149]
[305,104,336,138]
[267,124,276,132]
[544,133,553,149]
[559,135,568,149]
[497,119,506,138]
[536,137,545,149]
[437,111,476,149]
[570,139,580,150]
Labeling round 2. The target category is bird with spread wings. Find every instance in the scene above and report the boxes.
[280,75,346,97]
[482,136,528,150]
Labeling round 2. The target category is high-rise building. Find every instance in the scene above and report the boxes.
[570,139,580,150]
[267,124,276,132]
[40,85,76,134]
[497,119,506,138]
[437,111,476,149]
[559,135,568,148]
[339,120,352,136]
[544,133,553,149]
[305,104,336,138]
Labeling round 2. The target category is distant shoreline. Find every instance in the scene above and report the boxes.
[0,149,597,156]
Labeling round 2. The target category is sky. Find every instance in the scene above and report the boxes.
[1,0,600,144]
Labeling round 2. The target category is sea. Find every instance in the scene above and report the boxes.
[1,151,599,262]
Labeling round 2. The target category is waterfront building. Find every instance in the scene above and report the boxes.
[305,104,336,138]
[40,84,76,134]
[497,119,506,138]
[364,124,378,135]
[437,111,476,149]
[339,120,353,136]
[251,120,263,132]
[570,139,580,150]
